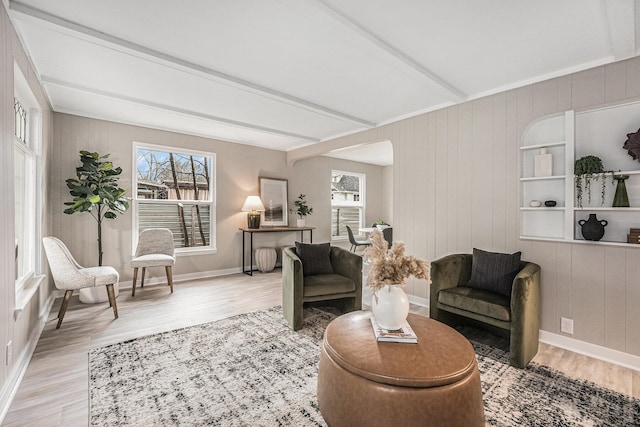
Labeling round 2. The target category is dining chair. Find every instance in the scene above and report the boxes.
[42,237,119,329]
[345,225,371,252]
[131,228,176,296]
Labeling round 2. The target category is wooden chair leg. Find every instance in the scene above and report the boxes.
[106,284,118,319]
[56,290,74,329]
[165,266,174,293]
[141,267,146,288]
[132,267,138,296]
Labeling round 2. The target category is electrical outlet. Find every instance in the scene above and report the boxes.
[5,341,12,366]
[561,317,573,334]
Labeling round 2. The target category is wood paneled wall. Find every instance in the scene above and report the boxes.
[50,113,290,281]
[289,56,640,358]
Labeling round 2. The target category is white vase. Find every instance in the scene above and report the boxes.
[297,218,306,227]
[371,285,410,330]
[255,247,277,272]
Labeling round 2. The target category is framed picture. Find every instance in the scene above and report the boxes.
[259,177,288,226]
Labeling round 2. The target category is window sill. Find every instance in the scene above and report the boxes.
[176,247,218,257]
[15,274,46,320]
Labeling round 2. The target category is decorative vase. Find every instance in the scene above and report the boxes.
[578,214,608,241]
[371,285,410,330]
[534,147,553,177]
[255,247,277,273]
[612,175,630,207]
[297,218,306,227]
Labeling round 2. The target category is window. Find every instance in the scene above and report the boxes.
[134,143,216,253]
[14,65,42,297]
[331,171,365,239]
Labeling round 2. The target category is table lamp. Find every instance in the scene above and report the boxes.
[241,196,265,229]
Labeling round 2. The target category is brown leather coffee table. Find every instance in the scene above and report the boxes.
[317,311,485,427]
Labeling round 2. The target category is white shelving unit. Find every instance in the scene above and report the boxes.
[520,102,640,247]
[519,111,574,241]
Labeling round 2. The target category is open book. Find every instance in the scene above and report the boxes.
[370,317,418,343]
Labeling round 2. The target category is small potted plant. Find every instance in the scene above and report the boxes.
[574,155,614,208]
[291,194,313,227]
[374,220,390,231]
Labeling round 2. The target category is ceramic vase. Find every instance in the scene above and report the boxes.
[297,218,306,227]
[255,247,277,272]
[371,285,410,330]
[578,214,608,241]
[612,175,630,207]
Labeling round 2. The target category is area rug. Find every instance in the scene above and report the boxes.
[89,307,640,426]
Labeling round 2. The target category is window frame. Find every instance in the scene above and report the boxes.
[132,141,217,255]
[14,64,45,311]
[331,170,366,241]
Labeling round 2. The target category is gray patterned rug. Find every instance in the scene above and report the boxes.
[89,307,640,426]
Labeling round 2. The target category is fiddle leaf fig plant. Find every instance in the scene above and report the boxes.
[64,150,129,266]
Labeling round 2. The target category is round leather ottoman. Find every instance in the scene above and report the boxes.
[317,311,484,427]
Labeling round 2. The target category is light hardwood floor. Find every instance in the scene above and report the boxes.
[3,272,639,426]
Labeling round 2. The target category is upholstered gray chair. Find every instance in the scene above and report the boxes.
[282,243,362,330]
[42,237,119,329]
[345,225,370,252]
[131,228,175,296]
[430,251,541,368]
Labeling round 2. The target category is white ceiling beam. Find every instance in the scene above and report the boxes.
[603,0,637,59]
[307,0,466,102]
[8,0,376,129]
[42,76,321,143]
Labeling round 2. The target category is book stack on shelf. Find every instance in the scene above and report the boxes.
[628,228,640,244]
[370,317,418,343]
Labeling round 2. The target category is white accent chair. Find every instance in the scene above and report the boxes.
[131,228,176,296]
[42,237,119,329]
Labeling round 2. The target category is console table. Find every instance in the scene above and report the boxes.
[239,226,314,276]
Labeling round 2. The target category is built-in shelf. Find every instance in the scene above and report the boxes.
[520,175,565,182]
[519,235,569,242]
[520,141,566,151]
[520,207,565,211]
[519,105,640,248]
[574,207,640,211]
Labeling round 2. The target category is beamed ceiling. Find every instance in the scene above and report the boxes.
[8,0,640,161]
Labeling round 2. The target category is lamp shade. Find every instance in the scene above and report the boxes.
[241,196,265,212]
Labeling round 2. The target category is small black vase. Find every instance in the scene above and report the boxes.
[578,214,608,241]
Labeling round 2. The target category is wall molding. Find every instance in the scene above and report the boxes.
[397,295,639,372]
[118,267,246,289]
[0,292,55,424]
[539,330,640,372]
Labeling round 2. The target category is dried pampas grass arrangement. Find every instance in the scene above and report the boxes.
[363,230,430,295]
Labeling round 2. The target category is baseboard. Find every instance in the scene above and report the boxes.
[408,295,429,307]
[0,291,55,424]
[401,295,639,372]
[117,266,245,289]
[539,330,640,372]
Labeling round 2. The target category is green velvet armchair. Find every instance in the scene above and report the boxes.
[282,245,362,331]
[430,253,541,368]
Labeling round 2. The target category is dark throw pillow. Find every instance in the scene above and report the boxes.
[467,248,522,297]
[295,242,334,276]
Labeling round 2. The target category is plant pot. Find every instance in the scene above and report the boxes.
[371,285,409,330]
[297,218,306,227]
[80,283,119,303]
